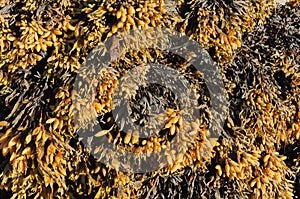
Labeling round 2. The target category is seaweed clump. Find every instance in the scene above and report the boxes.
[138,2,300,199]
[177,0,275,65]
[0,0,299,199]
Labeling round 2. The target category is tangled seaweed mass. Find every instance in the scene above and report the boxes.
[0,0,299,198]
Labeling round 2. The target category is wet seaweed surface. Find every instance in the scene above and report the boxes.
[0,0,299,199]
